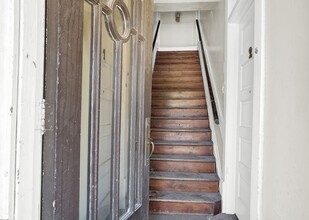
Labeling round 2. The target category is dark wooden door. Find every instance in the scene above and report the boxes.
[42,0,153,219]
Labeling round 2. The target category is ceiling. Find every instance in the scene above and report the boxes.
[154,0,220,12]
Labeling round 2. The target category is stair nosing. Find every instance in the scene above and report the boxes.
[151,116,209,120]
[150,154,216,162]
[149,191,221,203]
[153,140,213,146]
[151,128,211,132]
[150,171,219,181]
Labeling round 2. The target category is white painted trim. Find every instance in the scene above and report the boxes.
[0,0,19,218]
[198,24,225,136]
[198,42,223,184]
[222,23,239,214]
[250,0,265,219]
[0,0,46,219]
[223,0,265,219]
[158,46,198,51]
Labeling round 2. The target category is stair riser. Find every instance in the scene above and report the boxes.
[150,160,216,173]
[150,179,219,193]
[156,55,199,60]
[155,65,201,71]
[153,71,201,77]
[152,91,205,99]
[152,119,209,129]
[153,145,213,156]
[152,100,206,108]
[149,201,216,215]
[152,83,204,90]
[151,131,211,142]
[152,108,208,117]
[155,60,200,65]
[152,77,203,84]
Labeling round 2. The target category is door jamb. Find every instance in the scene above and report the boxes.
[223,0,265,219]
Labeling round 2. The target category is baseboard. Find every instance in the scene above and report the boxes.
[158,46,198,51]
[198,42,224,184]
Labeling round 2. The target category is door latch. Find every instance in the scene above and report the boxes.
[248,47,253,59]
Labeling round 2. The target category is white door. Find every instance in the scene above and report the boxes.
[235,5,254,220]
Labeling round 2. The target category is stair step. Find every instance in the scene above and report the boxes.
[152,83,204,90]
[155,59,200,65]
[150,171,219,192]
[150,154,216,173]
[152,76,203,84]
[153,140,213,156]
[154,64,201,71]
[152,99,206,108]
[153,70,202,77]
[149,191,221,215]
[152,108,208,117]
[151,118,209,129]
[149,213,211,220]
[152,91,205,99]
[151,129,211,142]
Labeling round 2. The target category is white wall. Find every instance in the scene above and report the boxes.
[261,0,309,219]
[159,11,198,50]
[199,0,226,119]
[199,1,226,178]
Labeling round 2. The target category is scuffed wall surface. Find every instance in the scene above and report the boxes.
[261,0,309,219]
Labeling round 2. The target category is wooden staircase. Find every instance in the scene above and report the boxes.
[149,51,221,218]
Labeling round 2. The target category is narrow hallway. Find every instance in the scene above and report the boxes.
[149,51,221,219]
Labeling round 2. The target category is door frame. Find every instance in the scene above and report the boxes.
[223,0,265,219]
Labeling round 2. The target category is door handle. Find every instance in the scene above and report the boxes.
[248,47,253,59]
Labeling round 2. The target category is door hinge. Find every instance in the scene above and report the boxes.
[40,99,46,135]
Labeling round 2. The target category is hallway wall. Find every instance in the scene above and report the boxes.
[261,0,309,219]
[199,1,226,179]
[199,1,226,121]
[159,11,198,50]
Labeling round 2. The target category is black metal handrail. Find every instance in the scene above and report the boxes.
[152,20,161,51]
[196,19,219,125]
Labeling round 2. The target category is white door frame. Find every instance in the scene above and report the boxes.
[223,0,265,219]
[0,0,45,219]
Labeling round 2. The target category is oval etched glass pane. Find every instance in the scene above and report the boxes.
[114,6,125,36]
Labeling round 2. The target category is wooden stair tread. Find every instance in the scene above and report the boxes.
[149,191,221,203]
[152,106,207,109]
[150,154,215,162]
[152,116,208,120]
[154,140,213,146]
[152,128,211,132]
[149,213,211,220]
[150,171,219,181]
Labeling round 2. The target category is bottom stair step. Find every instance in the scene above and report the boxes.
[149,213,212,220]
[149,191,221,215]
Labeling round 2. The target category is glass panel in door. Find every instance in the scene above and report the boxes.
[80,2,92,219]
[98,13,115,220]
